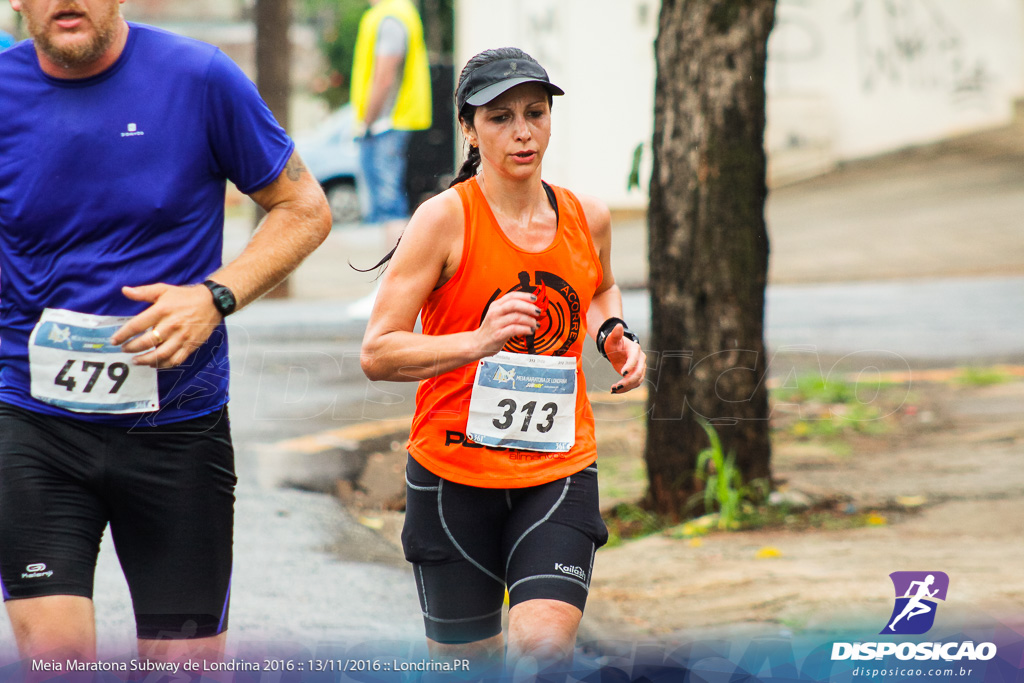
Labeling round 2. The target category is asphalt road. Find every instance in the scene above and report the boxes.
[627,275,1024,364]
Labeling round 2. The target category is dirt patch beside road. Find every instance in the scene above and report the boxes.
[583,375,1024,641]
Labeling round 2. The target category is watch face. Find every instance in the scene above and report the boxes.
[219,291,236,314]
[205,281,236,315]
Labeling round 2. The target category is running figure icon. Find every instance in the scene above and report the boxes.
[887,574,939,632]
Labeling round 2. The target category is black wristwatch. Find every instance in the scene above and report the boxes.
[596,317,639,359]
[203,280,237,317]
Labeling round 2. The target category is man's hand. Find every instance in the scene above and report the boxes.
[110,284,222,368]
[603,323,646,394]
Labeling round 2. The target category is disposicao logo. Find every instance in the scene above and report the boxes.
[831,571,997,663]
[882,571,948,635]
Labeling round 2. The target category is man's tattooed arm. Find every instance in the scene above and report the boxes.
[285,154,308,182]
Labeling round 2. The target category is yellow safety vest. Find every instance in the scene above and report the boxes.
[350,0,432,131]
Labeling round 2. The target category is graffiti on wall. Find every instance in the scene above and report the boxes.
[846,0,992,104]
[772,0,994,106]
[772,0,825,67]
[523,3,562,77]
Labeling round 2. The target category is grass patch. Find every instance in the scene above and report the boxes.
[779,615,810,632]
[603,502,664,547]
[592,372,929,548]
[662,504,891,539]
[771,372,910,443]
[596,439,649,509]
[740,505,888,532]
[955,366,1011,387]
[773,374,860,404]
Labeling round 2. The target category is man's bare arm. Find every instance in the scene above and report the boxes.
[363,53,403,128]
[112,151,332,367]
[208,151,332,307]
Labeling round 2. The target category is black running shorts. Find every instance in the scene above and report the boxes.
[401,455,608,644]
[0,402,236,640]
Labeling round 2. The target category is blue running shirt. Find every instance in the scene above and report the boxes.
[0,24,294,425]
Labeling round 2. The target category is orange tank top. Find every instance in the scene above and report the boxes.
[407,177,603,488]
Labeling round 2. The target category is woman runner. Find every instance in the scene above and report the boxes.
[360,47,646,678]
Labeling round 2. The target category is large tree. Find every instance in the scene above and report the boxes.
[644,0,776,519]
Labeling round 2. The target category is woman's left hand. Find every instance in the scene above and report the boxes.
[603,323,646,394]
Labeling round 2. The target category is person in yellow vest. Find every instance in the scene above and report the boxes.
[348,0,431,318]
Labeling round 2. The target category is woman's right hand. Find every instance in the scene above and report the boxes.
[474,291,543,356]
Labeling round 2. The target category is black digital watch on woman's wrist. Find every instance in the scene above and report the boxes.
[596,317,639,359]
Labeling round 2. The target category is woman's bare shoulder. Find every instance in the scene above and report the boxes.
[407,186,465,236]
[572,191,611,241]
[389,186,466,275]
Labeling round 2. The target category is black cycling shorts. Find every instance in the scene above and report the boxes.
[0,402,236,640]
[401,455,609,644]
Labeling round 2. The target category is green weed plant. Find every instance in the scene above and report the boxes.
[603,502,662,547]
[692,420,768,530]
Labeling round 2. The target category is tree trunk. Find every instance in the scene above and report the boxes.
[644,0,776,520]
[255,0,292,131]
[255,0,293,298]
[420,0,443,56]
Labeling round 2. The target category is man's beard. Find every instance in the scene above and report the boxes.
[24,3,121,70]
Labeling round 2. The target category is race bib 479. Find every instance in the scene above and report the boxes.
[28,308,159,414]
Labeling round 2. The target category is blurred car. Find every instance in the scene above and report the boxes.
[294,104,363,225]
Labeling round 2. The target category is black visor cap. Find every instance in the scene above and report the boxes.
[456,57,564,113]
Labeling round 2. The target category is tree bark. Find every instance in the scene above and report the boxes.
[255,0,292,129]
[254,0,293,298]
[644,0,776,519]
[420,0,443,56]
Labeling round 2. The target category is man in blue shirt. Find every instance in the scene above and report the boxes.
[0,0,331,664]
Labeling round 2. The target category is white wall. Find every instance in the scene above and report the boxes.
[455,0,658,209]
[767,0,1024,181]
[0,6,16,34]
[456,0,1024,207]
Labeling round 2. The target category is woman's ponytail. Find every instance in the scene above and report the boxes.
[450,144,480,187]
